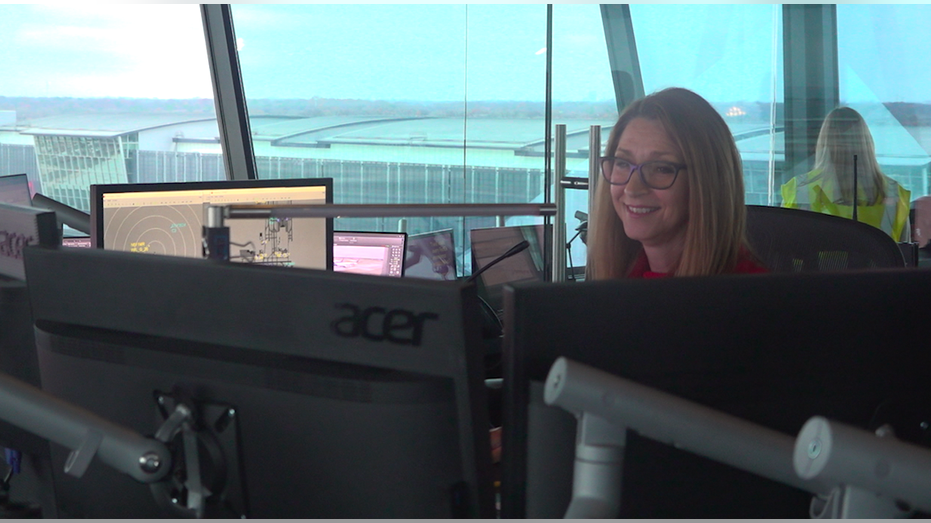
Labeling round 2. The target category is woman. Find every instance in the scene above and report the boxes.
[780,106,911,241]
[491,89,766,467]
[587,87,766,279]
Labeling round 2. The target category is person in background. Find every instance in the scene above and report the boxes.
[587,87,767,279]
[781,106,911,242]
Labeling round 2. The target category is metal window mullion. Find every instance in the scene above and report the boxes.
[781,4,838,188]
[57,138,66,181]
[92,138,101,185]
[601,4,645,114]
[117,136,126,181]
[359,162,365,204]
[71,138,81,181]
[552,124,567,282]
[53,138,63,180]
[201,4,256,181]
[396,163,402,205]
[58,137,69,178]
[541,4,554,282]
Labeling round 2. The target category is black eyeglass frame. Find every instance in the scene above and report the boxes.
[599,156,687,190]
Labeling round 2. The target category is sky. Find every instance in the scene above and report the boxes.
[0,4,930,104]
[0,4,214,99]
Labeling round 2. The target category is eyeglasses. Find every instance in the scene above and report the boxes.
[600,156,686,190]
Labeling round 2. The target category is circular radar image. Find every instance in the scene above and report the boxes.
[104,205,203,257]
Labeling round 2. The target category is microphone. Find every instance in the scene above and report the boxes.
[468,239,530,348]
[467,240,530,284]
[574,211,589,245]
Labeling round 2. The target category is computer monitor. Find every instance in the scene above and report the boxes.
[470,224,545,311]
[0,174,33,207]
[90,179,333,270]
[501,270,931,518]
[0,203,61,516]
[404,228,457,280]
[0,202,57,388]
[23,246,494,518]
[332,230,407,277]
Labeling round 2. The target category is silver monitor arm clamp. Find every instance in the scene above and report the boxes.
[794,416,931,518]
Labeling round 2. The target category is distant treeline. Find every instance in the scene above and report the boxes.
[0,97,216,120]
[0,96,619,120]
[2,96,931,127]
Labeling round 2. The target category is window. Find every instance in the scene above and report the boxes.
[837,4,931,199]
[8,5,927,275]
[0,4,219,214]
[230,4,550,274]
[629,4,784,206]
[551,5,617,273]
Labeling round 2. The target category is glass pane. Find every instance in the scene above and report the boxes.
[0,4,220,217]
[551,5,617,276]
[230,4,548,276]
[837,5,931,201]
[629,4,784,206]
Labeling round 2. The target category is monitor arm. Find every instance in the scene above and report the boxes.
[0,371,170,484]
[0,371,230,518]
[542,357,833,518]
[149,393,213,518]
[794,416,931,517]
[201,202,558,260]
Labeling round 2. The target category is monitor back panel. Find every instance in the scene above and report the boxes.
[404,229,457,280]
[470,224,545,311]
[0,173,32,207]
[502,269,931,518]
[24,246,494,518]
[913,196,931,248]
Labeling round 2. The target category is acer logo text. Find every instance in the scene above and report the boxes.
[0,231,34,260]
[331,304,439,346]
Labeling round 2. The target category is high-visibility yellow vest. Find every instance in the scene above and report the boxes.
[780,169,911,241]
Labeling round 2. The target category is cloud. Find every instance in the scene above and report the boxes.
[2,4,213,98]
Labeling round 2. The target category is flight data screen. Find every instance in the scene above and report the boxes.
[100,185,330,270]
[333,231,406,277]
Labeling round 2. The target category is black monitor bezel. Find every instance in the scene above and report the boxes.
[89,178,334,271]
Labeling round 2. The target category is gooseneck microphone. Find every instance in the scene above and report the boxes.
[466,239,530,342]
[466,240,530,284]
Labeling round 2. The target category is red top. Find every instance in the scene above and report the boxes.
[627,249,769,279]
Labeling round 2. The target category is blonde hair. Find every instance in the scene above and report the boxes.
[813,107,886,205]
[587,87,748,279]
